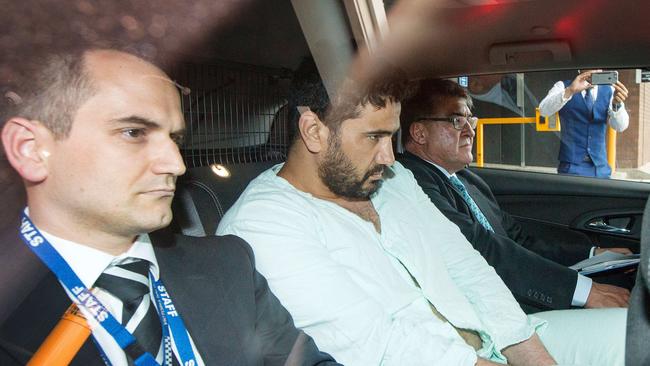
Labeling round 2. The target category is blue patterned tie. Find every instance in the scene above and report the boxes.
[449,176,494,232]
[584,88,594,115]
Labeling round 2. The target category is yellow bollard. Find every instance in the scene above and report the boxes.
[606,127,617,173]
[476,122,484,167]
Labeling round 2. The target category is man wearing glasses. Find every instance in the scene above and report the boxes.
[398,78,631,315]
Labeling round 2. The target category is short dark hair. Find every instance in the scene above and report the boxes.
[400,78,472,145]
[3,50,96,139]
[287,58,411,142]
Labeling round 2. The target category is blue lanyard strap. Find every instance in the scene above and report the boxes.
[19,212,167,366]
[151,275,198,365]
[20,214,138,349]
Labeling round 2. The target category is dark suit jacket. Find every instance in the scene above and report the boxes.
[398,152,593,312]
[0,232,338,366]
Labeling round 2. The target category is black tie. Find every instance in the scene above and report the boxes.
[94,260,163,363]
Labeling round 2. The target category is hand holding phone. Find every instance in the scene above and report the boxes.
[612,80,628,106]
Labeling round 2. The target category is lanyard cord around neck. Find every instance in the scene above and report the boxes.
[18,212,198,366]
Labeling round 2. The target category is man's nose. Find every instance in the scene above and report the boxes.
[152,140,187,176]
[464,122,476,138]
[376,137,395,166]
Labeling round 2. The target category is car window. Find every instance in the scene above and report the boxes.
[459,70,650,182]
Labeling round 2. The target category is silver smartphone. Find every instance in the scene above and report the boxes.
[590,71,618,85]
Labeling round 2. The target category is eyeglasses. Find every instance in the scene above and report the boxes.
[415,115,479,130]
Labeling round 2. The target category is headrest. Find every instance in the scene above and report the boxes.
[171,180,224,237]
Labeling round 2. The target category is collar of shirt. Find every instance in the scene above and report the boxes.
[560,84,599,103]
[582,85,598,100]
[24,208,160,288]
[417,156,455,179]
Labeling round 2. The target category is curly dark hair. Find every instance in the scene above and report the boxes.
[287,58,412,142]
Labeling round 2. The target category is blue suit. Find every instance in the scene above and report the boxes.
[557,80,613,178]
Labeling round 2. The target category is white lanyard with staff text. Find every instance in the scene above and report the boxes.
[19,211,198,366]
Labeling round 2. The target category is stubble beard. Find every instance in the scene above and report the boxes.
[317,133,385,200]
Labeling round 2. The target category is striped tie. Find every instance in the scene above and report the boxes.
[449,175,494,232]
[94,260,163,363]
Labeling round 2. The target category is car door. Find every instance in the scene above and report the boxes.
[473,167,649,254]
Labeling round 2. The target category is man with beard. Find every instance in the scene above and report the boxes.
[216,63,617,365]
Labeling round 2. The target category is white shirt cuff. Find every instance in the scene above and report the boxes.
[571,274,593,307]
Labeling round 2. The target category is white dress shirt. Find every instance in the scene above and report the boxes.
[538,81,629,132]
[30,214,205,366]
[218,162,545,365]
[429,162,593,307]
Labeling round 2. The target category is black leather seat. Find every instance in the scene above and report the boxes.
[167,161,279,237]
[168,179,224,237]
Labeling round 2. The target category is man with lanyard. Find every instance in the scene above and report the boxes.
[539,70,629,178]
[0,49,338,366]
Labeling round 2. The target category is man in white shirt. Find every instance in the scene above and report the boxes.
[218,64,625,365]
[539,70,629,178]
[0,49,337,365]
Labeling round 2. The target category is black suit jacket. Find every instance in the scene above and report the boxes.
[398,152,593,312]
[0,232,338,366]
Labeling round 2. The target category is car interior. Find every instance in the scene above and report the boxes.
[165,0,650,256]
[2,0,650,361]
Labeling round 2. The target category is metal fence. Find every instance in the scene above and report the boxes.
[169,61,293,168]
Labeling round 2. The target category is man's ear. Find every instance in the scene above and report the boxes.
[1,117,53,183]
[297,111,328,153]
[409,122,428,145]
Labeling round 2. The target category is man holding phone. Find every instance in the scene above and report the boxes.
[539,70,629,178]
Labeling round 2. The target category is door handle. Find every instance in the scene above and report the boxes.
[586,218,631,234]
